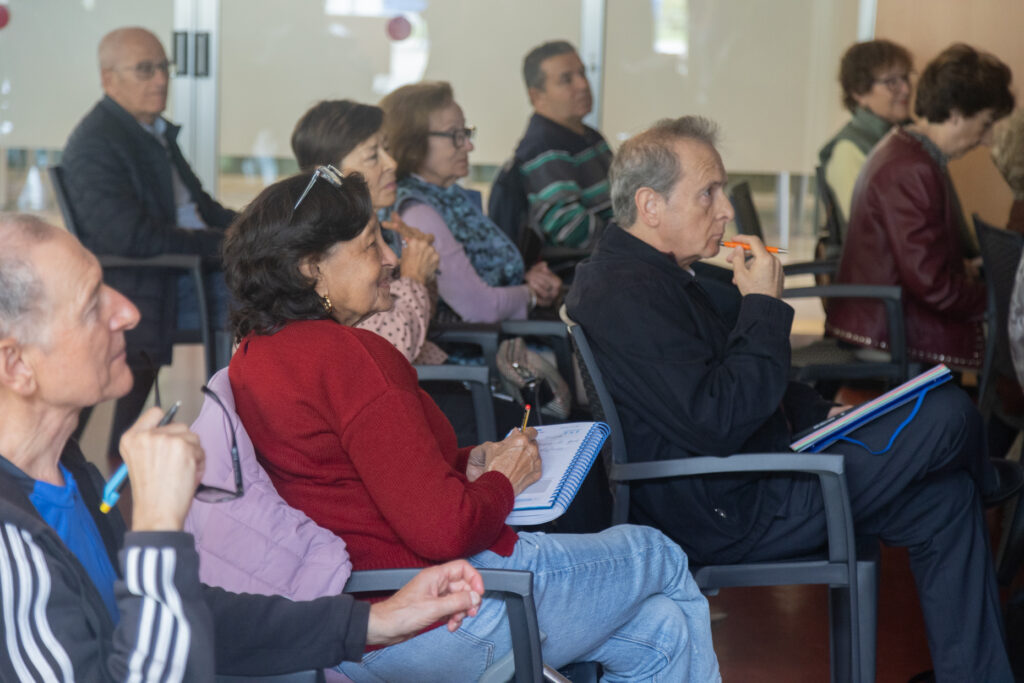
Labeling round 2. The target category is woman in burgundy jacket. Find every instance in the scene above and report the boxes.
[826,43,1014,369]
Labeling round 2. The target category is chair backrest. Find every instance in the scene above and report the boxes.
[560,306,631,524]
[47,165,81,236]
[186,368,352,601]
[975,215,1024,415]
[487,157,528,245]
[729,181,764,241]
[814,165,846,248]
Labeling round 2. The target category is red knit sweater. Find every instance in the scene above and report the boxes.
[229,320,518,572]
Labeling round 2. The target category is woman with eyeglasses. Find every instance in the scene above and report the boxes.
[827,43,1014,371]
[380,82,562,323]
[223,169,719,682]
[819,39,914,224]
[291,99,446,364]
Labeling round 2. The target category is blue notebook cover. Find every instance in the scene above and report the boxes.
[790,364,952,453]
[506,421,610,525]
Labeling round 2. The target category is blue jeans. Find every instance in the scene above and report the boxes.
[338,525,720,682]
[177,270,232,369]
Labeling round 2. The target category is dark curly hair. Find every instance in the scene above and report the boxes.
[839,39,913,112]
[291,100,384,171]
[223,170,373,340]
[915,43,1014,123]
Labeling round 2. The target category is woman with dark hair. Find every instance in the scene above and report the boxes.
[819,39,914,222]
[380,81,562,323]
[223,168,719,681]
[291,99,444,364]
[827,43,1014,369]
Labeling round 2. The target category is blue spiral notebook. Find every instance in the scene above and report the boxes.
[506,421,610,525]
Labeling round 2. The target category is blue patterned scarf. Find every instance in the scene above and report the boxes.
[396,175,525,287]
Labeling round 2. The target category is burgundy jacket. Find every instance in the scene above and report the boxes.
[826,128,986,368]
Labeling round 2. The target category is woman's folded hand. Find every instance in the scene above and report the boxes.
[485,427,542,495]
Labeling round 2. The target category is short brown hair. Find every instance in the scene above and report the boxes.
[291,100,384,171]
[839,39,913,112]
[379,82,454,180]
[915,43,1014,124]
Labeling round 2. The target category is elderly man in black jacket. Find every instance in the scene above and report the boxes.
[566,115,1019,681]
[0,214,485,680]
[62,26,233,463]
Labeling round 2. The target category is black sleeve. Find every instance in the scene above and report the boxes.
[0,527,217,682]
[62,135,224,259]
[782,381,835,433]
[591,284,795,456]
[204,586,370,676]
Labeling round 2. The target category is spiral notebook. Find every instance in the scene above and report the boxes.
[506,421,610,525]
[790,364,952,452]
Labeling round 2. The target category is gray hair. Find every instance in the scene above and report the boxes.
[0,214,59,345]
[609,116,720,227]
[522,40,578,91]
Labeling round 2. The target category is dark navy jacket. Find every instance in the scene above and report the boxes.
[566,224,831,563]
[61,96,234,365]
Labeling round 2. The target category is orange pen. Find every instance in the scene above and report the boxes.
[720,240,788,255]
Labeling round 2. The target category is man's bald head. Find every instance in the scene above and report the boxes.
[98,27,169,124]
[0,214,62,346]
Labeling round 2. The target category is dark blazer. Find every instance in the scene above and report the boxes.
[61,96,235,364]
[566,225,831,563]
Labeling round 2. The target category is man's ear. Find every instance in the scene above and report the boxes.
[527,86,544,109]
[634,187,663,228]
[0,338,37,397]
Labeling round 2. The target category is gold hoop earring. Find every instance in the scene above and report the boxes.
[320,293,332,314]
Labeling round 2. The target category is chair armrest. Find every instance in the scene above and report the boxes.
[611,453,855,565]
[783,260,838,277]
[784,283,906,380]
[429,323,501,369]
[98,253,204,271]
[344,568,542,683]
[414,364,495,442]
[499,319,567,338]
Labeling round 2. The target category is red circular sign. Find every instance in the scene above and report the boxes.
[0,6,10,30]
[387,15,411,41]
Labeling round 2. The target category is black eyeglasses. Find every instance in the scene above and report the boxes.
[194,385,244,503]
[141,352,243,503]
[292,164,345,214]
[115,59,174,81]
[428,126,476,148]
[873,72,912,92]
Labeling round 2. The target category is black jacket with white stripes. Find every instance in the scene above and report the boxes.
[0,442,369,682]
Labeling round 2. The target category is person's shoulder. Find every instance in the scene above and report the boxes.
[863,130,939,186]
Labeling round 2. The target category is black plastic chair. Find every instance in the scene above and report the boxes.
[48,163,217,379]
[561,306,879,683]
[729,181,765,241]
[814,165,846,266]
[974,216,1024,586]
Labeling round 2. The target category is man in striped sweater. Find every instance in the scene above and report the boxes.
[0,214,485,681]
[494,41,614,249]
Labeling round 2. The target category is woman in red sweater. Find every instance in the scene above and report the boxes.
[224,168,720,681]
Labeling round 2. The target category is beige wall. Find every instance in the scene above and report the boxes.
[876,0,1024,230]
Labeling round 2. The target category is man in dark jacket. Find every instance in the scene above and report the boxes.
[0,214,485,681]
[566,115,1018,681]
[62,26,234,462]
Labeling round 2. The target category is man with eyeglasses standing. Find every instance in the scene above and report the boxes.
[61,26,234,471]
[489,40,613,249]
[0,213,490,681]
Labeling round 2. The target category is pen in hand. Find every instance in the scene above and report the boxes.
[520,404,531,431]
[99,401,181,514]
[720,240,788,254]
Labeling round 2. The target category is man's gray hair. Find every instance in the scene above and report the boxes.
[0,214,59,345]
[522,40,578,91]
[609,116,720,227]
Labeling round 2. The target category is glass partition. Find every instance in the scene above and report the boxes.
[0,1,174,216]
[217,0,582,207]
